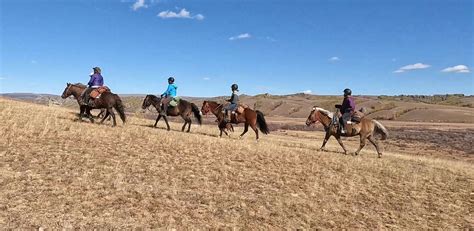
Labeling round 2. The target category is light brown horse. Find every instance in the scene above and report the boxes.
[305,106,388,157]
[141,95,202,132]
[201,101,269,140]
[61,83,126,126]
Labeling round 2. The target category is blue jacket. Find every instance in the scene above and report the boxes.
[162,84,177,97]
[88,74,104,87]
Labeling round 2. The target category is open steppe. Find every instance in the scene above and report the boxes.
[0,97,473,229]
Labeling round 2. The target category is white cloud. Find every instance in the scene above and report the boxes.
[303,90,312,94]
[229,33,251,41]
[195,14,205,20]
[31,60,38,64]
[329,57,340,62]
[203,77,211,81]
[394,63,430,73]
[441,65,470,73]
[132,0,147,11]
[157,8,204,20]
[0,77,5,80]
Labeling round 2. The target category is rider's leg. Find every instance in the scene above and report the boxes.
[162,97,170,116]
[341,112,351,134]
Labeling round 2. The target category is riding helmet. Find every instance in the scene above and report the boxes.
[93,67,101,74]
[231,83,239,91]
[343,88,352,96]
[168,77,175,83]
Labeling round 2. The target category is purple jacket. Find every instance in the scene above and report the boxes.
[341,96,355,114]
[87,74,104,87]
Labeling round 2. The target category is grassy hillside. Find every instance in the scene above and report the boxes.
[0,98,472,229]
[3,93,474,123]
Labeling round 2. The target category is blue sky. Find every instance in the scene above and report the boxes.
[1,0,473,96]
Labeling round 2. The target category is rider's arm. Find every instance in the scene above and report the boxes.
[87,75,95,87]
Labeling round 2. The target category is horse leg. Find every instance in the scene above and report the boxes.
[154,115,162,127]
[239,123,249,139]
[181,121,187,132]
[186,118,192,132]
[108,108,117,127]
[250,123,259,141]
[100,110,110,124]
[368,136,382,158]
[354,135,367,156]
[78,105,87,121]
[320,132,331,151]
[335,135,348,155]
[163,115,170,131]
[86,107,94,123]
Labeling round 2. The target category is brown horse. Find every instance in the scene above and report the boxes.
[305,106,388,157]
[201,101,269,140]
[141,95,202,132]
[61,83,126,126]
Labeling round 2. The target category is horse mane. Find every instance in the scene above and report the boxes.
[205,100,220,106]
[313,107,333,118]
[72,83,87,88]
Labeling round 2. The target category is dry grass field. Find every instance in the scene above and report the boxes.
[1,97,473,229]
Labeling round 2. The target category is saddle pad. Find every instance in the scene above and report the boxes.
[169,97,180,107]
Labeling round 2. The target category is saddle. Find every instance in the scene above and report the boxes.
[236,104,249,114]
[89,86,110,99]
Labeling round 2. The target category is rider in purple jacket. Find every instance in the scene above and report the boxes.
[340,88,355,134]
[81,67,104,106]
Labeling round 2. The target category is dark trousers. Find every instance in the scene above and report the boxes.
[341,112,351,131]
[82,87,94,105]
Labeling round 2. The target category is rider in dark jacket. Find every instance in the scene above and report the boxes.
[340,88,355,134]
[81,67,104,106]
[223,84,239,122]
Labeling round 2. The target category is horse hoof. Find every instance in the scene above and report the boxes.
[378,154,382,158]
[354,152,359,156]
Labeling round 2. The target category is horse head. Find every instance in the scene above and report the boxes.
[61,83,72,99]
[142,95,159,110]
[306,106,320,126]
[201,101,211,115]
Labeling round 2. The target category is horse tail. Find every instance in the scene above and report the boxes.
[256,110,270,134]
[373,120,388,140]
[114,95,126,123]
[191,103,202,125]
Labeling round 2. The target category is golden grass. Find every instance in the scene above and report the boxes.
[0,97,473,229]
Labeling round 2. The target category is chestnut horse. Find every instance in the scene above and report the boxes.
[141,95,202,132]
[61,83,126,126]
[201,101,269,140]
[305,106,388,157]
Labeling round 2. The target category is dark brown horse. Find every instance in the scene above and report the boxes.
[141,95,202,132]
[305,106,388,157]
[201,101,269,140]
[61,83,126,126]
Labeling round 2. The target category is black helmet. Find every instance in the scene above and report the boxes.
[168,77,175,83]
[231,83,238,91]
[343,88,352,96]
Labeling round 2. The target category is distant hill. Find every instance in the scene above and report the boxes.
[2,93,473,123]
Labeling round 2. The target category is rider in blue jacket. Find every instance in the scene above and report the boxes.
[160,77,177,116]
[81,67,104,106]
